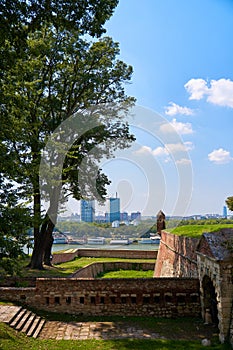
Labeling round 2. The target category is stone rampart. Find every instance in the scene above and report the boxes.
[154,231,199,278]
[71,261,155,278]
[52,248,157,264]
[0,277,200,318]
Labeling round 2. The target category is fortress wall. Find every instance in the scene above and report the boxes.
[52,249,158,264]
[71,261,155,278]
[0,277,200,318]
[154,231,199,278]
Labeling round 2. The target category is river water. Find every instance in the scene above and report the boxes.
[24,243,159,255]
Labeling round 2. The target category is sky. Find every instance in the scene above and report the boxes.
[69,0,233,217]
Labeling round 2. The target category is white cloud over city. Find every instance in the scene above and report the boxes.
[164,102,194,116]
[208,148,232,164]
[185,78,233,108]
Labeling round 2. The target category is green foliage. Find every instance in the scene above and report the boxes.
[0,0,136,268]
[0,180,32,275]
[226,196,233,212]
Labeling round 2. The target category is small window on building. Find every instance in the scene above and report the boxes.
[110,296,116,304]
[54,296,60,304]
[91,296,96,304]
[131,296,137,304]
[66,297,71,304]
[164,295,172,303]
[143,296,150,304]
[121,297,127,304]
[154,295,160,303]
[100,297,105,304]
[80,297,85,304]
[46,297,49,305]
[177,295,186,304]
[20,295,26,300]
[191,294,199,303]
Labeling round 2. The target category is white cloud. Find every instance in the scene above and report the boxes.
[152,146,169,156]
[185,78,233,108]
[160,118,193,135]
[184,78,208,100]
[165,102,194,116]
[135,142,193,162]
[208,148,232,164]
[176,158,192,165]
[134,145,152,155]
[166,142,194,153]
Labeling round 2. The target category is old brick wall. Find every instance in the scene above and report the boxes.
[52,249,158,264]
[154,231,199,278]
[0,278,201,318]
[71,261,155,278]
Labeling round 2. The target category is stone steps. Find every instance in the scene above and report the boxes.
[8,306,45,338]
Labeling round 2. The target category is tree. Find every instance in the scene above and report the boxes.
[0,179,32,275]
[226,196,233,212]
[0,1,135,269]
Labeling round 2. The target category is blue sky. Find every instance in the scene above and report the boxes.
[89,0,233,217]
[68,0,233,217]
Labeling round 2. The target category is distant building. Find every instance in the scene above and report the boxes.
[223,206,227,218]
[80,199,95,222]
[130,211,141,221]
[120,212,129,221]
[107,196,120,223]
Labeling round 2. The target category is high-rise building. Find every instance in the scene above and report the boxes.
[107,195,120,222]
[223,205,227,218]
[131,211,141,221]
[120,212,129,221]
[80,199,95,222]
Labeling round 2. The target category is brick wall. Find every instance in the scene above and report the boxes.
[71,261,155,278]
[154,231,199,278]
[52,249,158,264]
[0,277,200,318]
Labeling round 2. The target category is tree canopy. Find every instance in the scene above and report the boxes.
[0,0,136,269]
[226,196,233,212]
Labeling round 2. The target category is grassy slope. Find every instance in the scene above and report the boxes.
[169,224,233,238]
[97,269,154,278]
[20,257,156,278]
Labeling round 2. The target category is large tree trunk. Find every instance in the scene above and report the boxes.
[43,217,55,266]
[29,185,60,269]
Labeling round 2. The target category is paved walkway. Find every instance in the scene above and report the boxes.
[39,320,162,340]
[0,305,162,340]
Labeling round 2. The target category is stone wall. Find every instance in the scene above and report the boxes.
[0,277,200,318]
[71,261,155,278]
[154,231,199,278]
[197,253,233,344]
[52,249,158,264]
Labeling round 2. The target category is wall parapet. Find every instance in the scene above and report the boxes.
[0,277,200,318]
[71,261,155,278]
[52,248,158,265]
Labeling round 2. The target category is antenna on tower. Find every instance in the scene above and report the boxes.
[116,192,118,198]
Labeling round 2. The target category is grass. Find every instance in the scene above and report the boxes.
[19,257,156,278]
[97,269,154,278]
[0,321,231,350]
[169,224,233,238]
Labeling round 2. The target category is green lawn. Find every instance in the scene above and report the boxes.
[0,322,231,350]
[97,269,154,278]
[20,257,156,278]
[169,224,233,238]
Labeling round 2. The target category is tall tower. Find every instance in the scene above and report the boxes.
[80,199,95,222]
[108,193,120,222]
[223,205,227,218]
